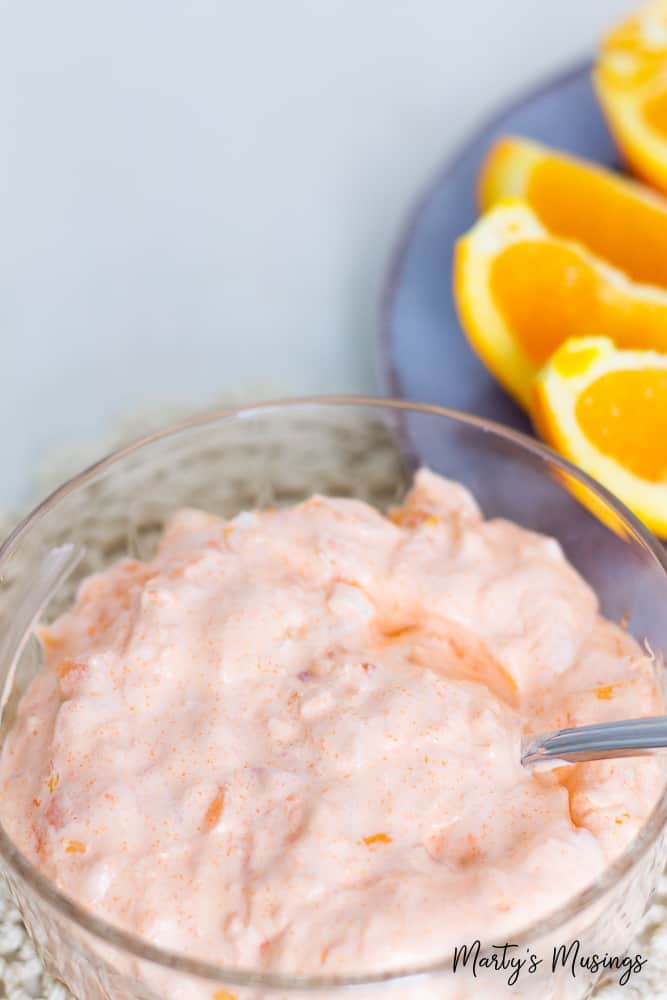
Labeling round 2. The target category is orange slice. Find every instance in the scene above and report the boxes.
[532,336,667,536]
[479,135,667,287]
[453,200,667,409]
[594,0,667,194]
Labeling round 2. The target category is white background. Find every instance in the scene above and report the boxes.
[0,0,635,506]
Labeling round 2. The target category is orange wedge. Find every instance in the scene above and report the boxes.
[479,135,667,288]
[453,200,667,410]
[532,336,667,535]
[594,0,667,194]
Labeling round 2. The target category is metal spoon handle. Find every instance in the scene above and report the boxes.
[521,716,667,766]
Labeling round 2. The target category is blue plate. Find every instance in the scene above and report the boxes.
[380,61,621,434]
[377,63,667,625]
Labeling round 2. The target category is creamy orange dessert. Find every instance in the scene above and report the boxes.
[0,470,662,974]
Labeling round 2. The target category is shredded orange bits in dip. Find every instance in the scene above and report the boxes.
[65,840,86,854]
[363,833,392,846]
[203,788,225,830]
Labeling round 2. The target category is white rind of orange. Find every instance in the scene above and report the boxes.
[532,335,667,537]
[594,76,667,193]
[478,136,543,211]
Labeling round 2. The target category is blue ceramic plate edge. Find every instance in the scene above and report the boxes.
[378,57,595,403]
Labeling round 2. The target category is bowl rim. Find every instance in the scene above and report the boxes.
[1,394,666,991]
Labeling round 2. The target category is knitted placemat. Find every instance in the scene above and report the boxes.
[0,395,666,1000]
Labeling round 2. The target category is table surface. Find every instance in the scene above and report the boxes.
[1,0,635,507]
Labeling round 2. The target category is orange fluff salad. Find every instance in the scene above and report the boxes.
[0,470,661,974]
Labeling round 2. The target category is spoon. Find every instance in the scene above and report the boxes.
[521,716,667,766]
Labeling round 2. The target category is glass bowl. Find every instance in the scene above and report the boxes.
[1,397,666,1000]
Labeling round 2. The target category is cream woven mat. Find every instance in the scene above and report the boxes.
[1,396,666,999]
